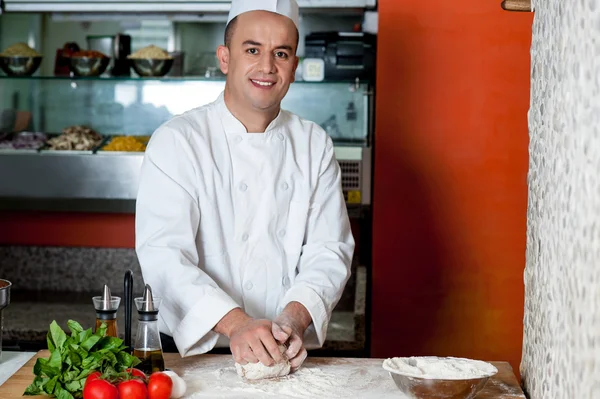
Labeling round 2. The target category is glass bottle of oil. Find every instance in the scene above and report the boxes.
[133,284,165,374]
[92,285,120,337]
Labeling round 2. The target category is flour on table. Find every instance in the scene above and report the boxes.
[235,345,291,380]
[182,357,403,398]
[382,356,498,380]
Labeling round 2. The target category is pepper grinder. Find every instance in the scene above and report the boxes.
[124,270,134,352]
[92,285,120,337]
[133,284,165,374]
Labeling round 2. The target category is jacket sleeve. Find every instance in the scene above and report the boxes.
[280,136,355,348]
[135,127,239,357]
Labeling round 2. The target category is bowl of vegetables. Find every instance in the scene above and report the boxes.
[69,50,110,77]
[0,42,43,76]
[128,45,174,77]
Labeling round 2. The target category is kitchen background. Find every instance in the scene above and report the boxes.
[0,3,376,359]
[4,1,598,398]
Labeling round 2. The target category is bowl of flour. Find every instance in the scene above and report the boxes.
[382,356,498,399]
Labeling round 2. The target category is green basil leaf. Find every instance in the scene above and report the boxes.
[23,376,44,396]
[96,336,123,352]
[55,384,76,399]
[44,376,59,395]
[100,350,118,366]
[81,355,101,370]
[81,334,101,351]
[94,323,107,339]
[78,329,92,345]
[116,351,140,368]
[49,320,68,349]
[61,370,79,383]
[75,346,89,360]
[47,335,56,352]
[67,351,82,368]
[64,380,83,392]
[48,347,63,371]
[67,320,84,336]
[33,357,47,376]
[76,368,95,380]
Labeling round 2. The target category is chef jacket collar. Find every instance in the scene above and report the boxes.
[216,92,286,135]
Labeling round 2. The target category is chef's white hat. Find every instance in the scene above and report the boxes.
[227,0,300,30]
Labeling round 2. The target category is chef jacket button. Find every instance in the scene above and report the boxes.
[244,281,253,291]
[278,230,286,237]
[234,136,242,143]
[242,233,249,241]
[277,133,284,141]
[282,277,290,286]
[239,182,248,191]
[281,182,289,191]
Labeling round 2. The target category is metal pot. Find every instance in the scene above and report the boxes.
[0,279,11,359]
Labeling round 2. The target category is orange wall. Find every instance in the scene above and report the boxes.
[371,0,532,374]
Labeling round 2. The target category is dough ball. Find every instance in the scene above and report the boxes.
[235,344,291,381]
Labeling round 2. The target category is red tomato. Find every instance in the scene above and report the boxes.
[126,368,147,380]
[147,372,173,399]
[118,378,148,399]
[83,379,118,399]
[85,371,102,387]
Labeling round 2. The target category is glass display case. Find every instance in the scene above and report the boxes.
[0,76,373,212]
[0,76,371,143]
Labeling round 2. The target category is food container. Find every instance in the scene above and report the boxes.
[97,135,149,154]
[383,357,498,399]
[0,132,47,153]
[130,58,174,77]
[69,56,110,77]
[0,56,43,76]
[40,126,105,154]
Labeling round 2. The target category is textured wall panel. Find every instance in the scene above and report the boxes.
[522,1,600,398]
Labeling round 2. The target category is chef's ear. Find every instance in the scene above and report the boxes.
[290,55,299,83]
[217,45,230,75]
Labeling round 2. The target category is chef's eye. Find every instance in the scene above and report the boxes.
[275,51,288,59]
[247,48,258,55]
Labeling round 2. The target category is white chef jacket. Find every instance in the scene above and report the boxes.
[135,92,355,357]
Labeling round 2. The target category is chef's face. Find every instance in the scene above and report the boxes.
[217,11,299,113]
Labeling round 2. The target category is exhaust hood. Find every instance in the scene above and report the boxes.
[1,0,376,14]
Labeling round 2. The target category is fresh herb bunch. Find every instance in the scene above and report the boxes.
[24,320,140,399]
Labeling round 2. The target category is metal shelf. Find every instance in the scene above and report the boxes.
[2,0,376,13]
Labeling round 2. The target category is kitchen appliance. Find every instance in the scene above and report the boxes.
[304,31,376,81]
[112,34,131,76]
[133,284,165,374]
[0,279,11,359]
[92,284,120,338]
[87,35,113,58]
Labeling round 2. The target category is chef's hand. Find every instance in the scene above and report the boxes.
[273,302,313,371]
[215,308,284,367]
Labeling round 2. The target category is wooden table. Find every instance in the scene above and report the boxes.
[0,351,525,398]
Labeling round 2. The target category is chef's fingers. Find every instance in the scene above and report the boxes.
[249,338,275,366]
[289,347,308,372]
[285,333,303,360]
[232,343,257,365]
[261,330,284,363]
[271,322,291,344]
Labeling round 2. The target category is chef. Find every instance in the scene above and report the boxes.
[135,0,354,372]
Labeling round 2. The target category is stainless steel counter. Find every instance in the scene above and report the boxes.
[0,146,371,213]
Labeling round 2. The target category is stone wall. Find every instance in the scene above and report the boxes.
[522,1,600,398]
